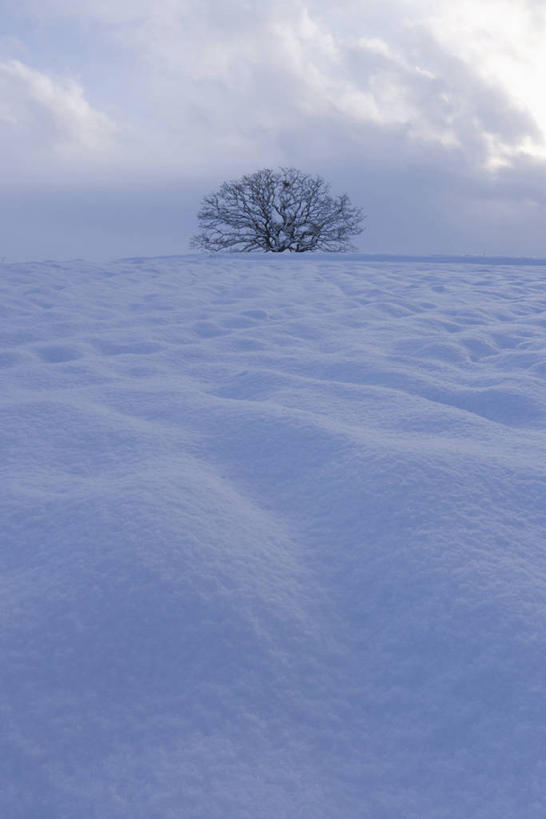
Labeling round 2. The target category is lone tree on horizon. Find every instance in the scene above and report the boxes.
[191,167,364,253]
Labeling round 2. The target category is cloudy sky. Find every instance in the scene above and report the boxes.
[2,0,546,259]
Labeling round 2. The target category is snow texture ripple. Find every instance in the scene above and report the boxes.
[2,254,546,818]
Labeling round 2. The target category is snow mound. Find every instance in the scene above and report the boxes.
[2,254,546,817]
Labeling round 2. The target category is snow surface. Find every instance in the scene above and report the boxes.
[2,254,546,818]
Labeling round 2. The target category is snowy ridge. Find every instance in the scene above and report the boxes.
[2,255,546,817]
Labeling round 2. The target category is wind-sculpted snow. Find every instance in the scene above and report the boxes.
[2,255,546,817]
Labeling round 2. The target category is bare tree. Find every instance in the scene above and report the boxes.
[191,168,364,253]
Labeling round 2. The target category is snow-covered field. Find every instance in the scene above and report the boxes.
[2,254,546,818]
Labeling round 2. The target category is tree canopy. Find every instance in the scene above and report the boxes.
[191,168,364,253]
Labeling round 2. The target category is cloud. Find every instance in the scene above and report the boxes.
[1,0,546,256]
[0,60,117,182]
[3,0,546,174]
[87,0,546,172]
[2,0,154,24]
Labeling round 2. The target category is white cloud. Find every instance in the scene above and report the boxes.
[0,60,117,179]
[416,0,546,155]
[3,0,546,174]
[102,0,545,171]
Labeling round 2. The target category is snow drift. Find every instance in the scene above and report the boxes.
[2,254,546,817]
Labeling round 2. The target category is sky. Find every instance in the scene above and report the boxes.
[2,0,546,260]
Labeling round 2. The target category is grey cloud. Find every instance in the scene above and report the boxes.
[2,1,543,170]
[0,60,117,184]
[1,0,546,257]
